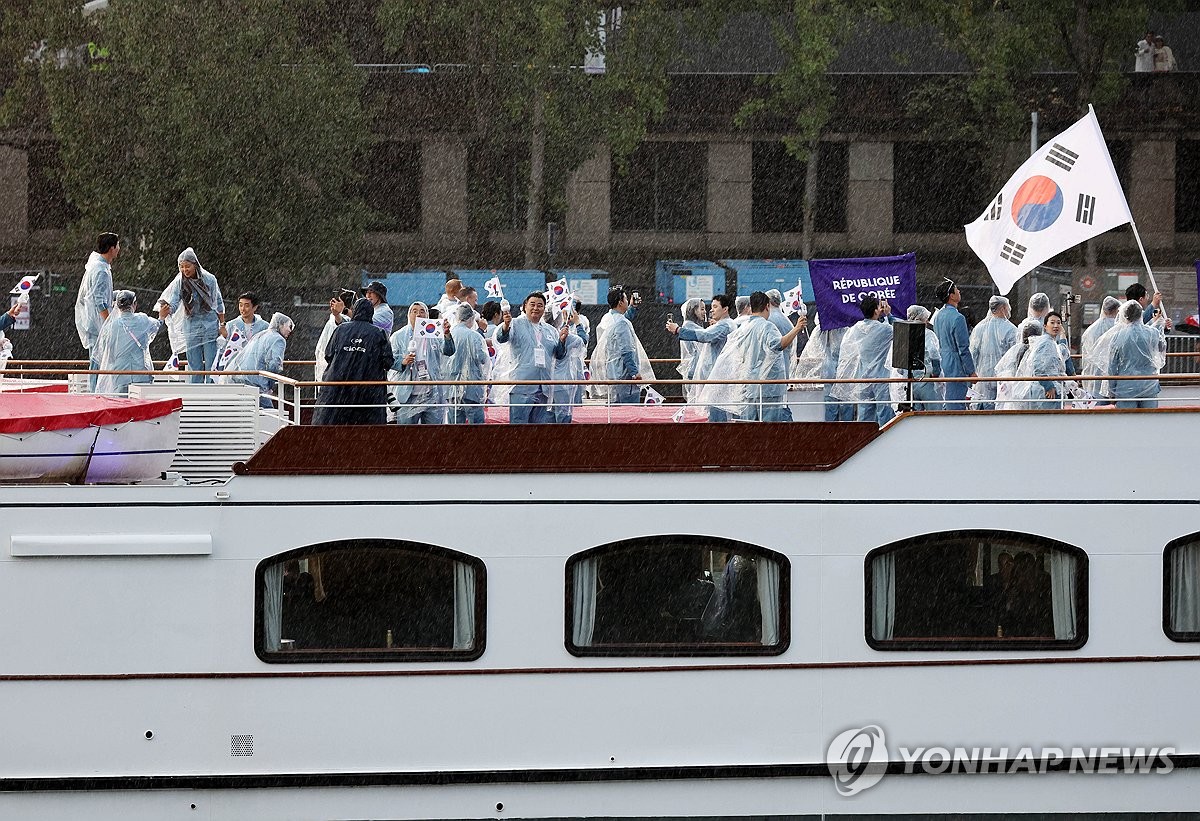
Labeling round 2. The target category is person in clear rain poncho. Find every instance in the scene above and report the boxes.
[447,303,490,424]
[891,305,942,412]
[222,312,294,408]
[1080,296,1121,399]
[765,290,795,379]
[389,301,455,425]
[1027,292,1051,325]
[666,294,735,420]
[699,291,806,421]
[549,305,589,423]
[793,313,851,421]
[75,232,120,391]
[674,297,707,406]
[94,290,169,397]
[1104,299,1167,408]
[969,296,1017,410]
[996,318,1065,410]
[158,247,225,383]
[215,292,269,373]
[590,289,654,404]
[831,296,894,425]
[495,292,568,424]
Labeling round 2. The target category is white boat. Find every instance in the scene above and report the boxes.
[0,408,1197,819]
[0,394,181,483]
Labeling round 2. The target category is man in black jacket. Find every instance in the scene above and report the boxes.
[313,298,395,425]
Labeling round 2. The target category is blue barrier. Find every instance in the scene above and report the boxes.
[361,270,448,307]
[721,259,812,300]
[653,260,727,304]
[453,269,547,304]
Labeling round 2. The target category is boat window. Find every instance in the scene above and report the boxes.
[1164,536,1200,641]
[255,539,485,663]
[866,531,1087,650]
[566,536,789,656]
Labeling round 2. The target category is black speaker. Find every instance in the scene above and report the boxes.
[891,320,925,371]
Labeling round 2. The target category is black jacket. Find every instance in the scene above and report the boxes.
[313,299,395,425]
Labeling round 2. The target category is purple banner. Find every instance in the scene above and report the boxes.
[809,252,917,332]
[1195,260,1200,315]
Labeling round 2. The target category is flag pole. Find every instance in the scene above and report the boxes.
[1128,220,1159,294]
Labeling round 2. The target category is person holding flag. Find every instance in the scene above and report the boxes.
[75,232,120,392]
[215,292,269,372]
[389,301,455,424]
[549,306,588,423]
[0,302,19,335]
[496,292,568,423]
[447,303,490,424]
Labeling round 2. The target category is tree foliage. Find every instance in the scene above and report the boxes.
[377,0,676,266]
[3,0,371,288]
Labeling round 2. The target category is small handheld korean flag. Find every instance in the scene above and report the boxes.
[415,319,443,339]
[217,329,246,370]
[10,274,38,303]
[643,386,665,405]
[163,353,182,372]
[965,107,1133,295]
[484,276,505,299]
[782,282,804,315]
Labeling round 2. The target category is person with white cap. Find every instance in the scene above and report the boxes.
[931,278,975,408]
[969,295,1018,410]
[94,290,169,396]
[223,312,295,408]
[158,247,225,383]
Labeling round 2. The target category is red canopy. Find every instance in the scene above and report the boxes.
[0,394,183,434]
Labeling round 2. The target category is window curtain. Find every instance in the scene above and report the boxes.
[1171,543,1200,633]
[756,557,781,645]
[1050,551,1077,640]
[263,562,283,651]
[452,562,476,650]
[872,553,896,640]
[572,557,599,646]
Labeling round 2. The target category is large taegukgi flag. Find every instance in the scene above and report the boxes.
[965,106,1133,296]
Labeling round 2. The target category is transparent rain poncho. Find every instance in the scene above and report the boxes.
[1102,300,1167,400]
[94,291,161,396]
[697,317,786,416]
[676,297,707,403]
[222,313,292,394]
[158,247,225,353]
[588,310,655,402]
[74,251,113,350]
[1079,296,1121,395]
[997,320,1064,409]
[831,318,891,403]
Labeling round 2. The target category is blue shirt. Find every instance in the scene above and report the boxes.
[933,304,975,377]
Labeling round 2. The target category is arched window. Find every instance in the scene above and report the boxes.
[255,539,485,663]
[566,536,789,656]
[1164,535,1200,640]
[866,531,1087,650]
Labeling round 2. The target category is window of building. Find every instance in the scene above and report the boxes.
[611,142,706,232]
[752,141,848,233]
[893,142,990,233]
[27,142,78,232]
[1176,140,1200,233]
[255,539,484,662]
[566,535,788,656]
[866,530,1086,650]
[1164,535,1200,640]
[363,141,421,232]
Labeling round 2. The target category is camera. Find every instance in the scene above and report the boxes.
[631,291,642,306]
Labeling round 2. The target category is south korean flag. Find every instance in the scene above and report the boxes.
[965,106,1133,296]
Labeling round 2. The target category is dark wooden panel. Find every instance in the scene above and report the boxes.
[235,422,881,476]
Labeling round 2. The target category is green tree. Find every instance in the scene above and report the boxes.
[723,0,867,257]
[377,0,676,267]
[3,0,371,288]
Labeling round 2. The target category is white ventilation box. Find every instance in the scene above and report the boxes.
[129,383,263,481]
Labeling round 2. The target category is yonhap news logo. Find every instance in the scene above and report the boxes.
[826,725,1175,796]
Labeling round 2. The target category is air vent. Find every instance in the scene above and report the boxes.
[231,734,254,756]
